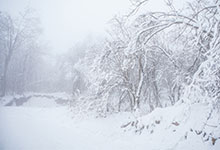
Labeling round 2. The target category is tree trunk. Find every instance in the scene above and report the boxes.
[1,59,9,97]
[134,57,144,111]
[153,80,161,107]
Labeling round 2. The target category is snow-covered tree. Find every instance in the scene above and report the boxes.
[0,9,43,96]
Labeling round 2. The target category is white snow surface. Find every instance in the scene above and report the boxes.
[22,97,60,107]
[0,100,220,150]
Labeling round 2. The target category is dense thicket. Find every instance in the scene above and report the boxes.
[67,0,220,115]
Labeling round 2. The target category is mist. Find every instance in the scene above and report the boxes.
[0,0,132,54]
[0,0,220,150]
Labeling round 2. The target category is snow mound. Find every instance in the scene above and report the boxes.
[0,93,71,107]
[122,103,220,149]
[22,97,60,107]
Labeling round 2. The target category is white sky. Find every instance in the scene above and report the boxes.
[0,0,185,54]
[0,0,131,54]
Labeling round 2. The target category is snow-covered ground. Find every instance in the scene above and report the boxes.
[0,96,220,150]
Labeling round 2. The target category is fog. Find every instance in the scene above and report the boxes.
[0,0,132,54]
[0,0,175,54]
[1,0,220,149]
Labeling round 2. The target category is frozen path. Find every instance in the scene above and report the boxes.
[0,105,220,150]
[0,107,135,150]
[0,107,85,150]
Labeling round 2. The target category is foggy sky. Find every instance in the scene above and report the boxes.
[0,0,131,54]
[0,0,184,54]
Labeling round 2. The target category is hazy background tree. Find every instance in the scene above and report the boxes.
[0,9,43,96]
